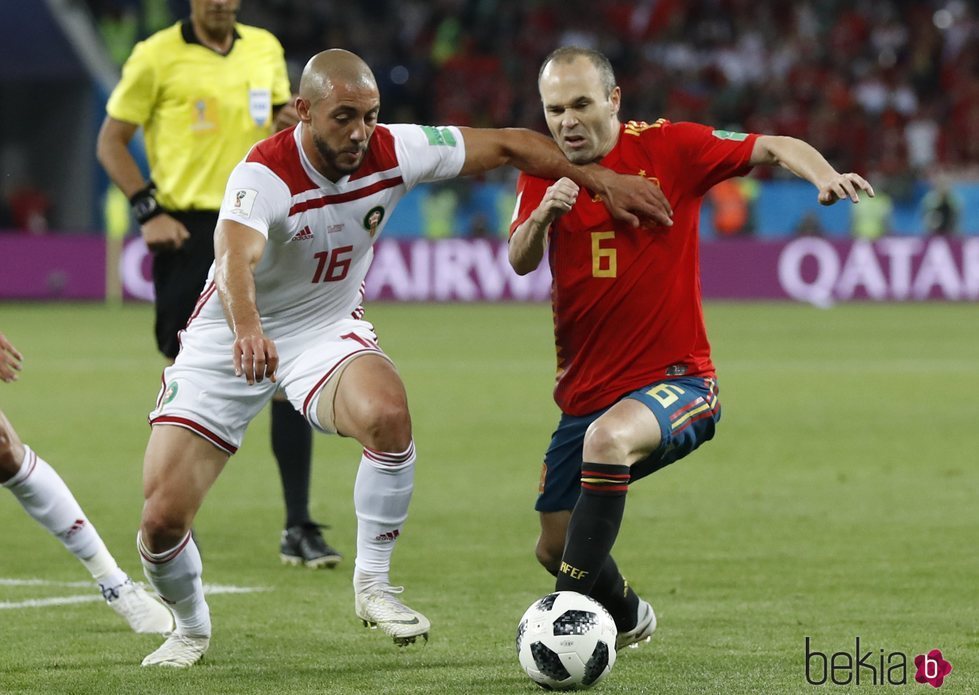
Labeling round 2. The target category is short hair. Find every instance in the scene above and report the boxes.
[538,46,617,97]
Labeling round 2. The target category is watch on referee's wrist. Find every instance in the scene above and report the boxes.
[130,186,163,224]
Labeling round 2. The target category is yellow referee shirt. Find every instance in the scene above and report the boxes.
[106,20,290,211]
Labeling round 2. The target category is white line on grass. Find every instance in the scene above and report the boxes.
[0,579,94,588]
[0,595,100,609]
[0,578,267,610]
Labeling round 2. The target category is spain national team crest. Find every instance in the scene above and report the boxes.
[363,206,385,239]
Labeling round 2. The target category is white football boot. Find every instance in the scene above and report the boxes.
[141,633,210,667]
[355,585,430,646]
[615,598,656,651]
[104,579,175,635]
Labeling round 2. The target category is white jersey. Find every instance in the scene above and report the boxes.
[205,122,466,335]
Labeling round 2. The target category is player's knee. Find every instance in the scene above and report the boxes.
[582,420,630,464]
[360,399,411,452]
[535,536,564,575]
[140,503,192,552]
[0,423,25,480]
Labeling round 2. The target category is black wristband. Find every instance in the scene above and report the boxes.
[130,186,163,225]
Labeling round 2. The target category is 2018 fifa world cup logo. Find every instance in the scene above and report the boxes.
[234,190,247,208]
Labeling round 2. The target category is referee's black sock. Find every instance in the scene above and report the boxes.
[554,462,629,596]
[270,399,314,529]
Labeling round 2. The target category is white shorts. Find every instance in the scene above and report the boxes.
[149,316,389,454]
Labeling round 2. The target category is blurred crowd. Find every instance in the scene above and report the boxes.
[86,0,979,182]
[1,0,961,237]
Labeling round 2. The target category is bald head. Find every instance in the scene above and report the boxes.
[299,49,377,103]
[295,49,381,182]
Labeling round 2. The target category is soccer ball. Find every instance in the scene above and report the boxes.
[516,591,617,690]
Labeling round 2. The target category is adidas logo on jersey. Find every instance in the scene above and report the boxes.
[292,225,314,242]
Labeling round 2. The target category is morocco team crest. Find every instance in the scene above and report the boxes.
[363,206,385,239]
[162,381,179,404]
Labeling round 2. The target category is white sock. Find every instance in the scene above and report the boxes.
[96,567,131,601]
[4,445,121,584]
[352,441,415,594]
[138,531,211,637]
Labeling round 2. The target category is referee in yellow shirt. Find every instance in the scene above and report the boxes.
[96,0,341,570]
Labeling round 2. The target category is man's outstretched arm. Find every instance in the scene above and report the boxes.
[750,135,875,205]
[458,127,673,228]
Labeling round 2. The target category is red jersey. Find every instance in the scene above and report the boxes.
[510,120,758,416]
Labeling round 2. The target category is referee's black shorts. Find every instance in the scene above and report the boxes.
[151,210,219,359]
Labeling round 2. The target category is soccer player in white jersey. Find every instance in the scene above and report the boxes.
[0,331,174,635]
[135,49,672,667]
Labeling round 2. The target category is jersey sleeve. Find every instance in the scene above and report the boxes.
[387,124,466,189]
[660,122,758,197]
[105,39,157,125]
[217,161,291,240]
[508,173,551,238]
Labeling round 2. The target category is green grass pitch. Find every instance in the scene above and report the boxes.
[0,301,976,694]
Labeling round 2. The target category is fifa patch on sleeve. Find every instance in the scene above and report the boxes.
[711,129,749,141]
[420,125,457,147]
[228,188,258,217]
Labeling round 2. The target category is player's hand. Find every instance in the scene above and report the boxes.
[273,100,300,131]
[818,172,875,205]
[0,332,24,383]
[232,330,278,385]
[594,169,673,228]
[142,214,191,252]
[538,178,580,222]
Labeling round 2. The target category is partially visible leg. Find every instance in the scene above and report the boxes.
[537,510,639,632]
[554,376,721,651]
[271,396,313,529]
[554,399,659,597]
[0,409,172,634]
[550,408,657,648]
[328,354,427,645]
[534,414,589,578]
[554,462,629,594]
[560,553,654,656]
[0,409,26,484]
[272,395,342,569]
[151,213,216,363]
[535,510,570,577]
[139,425,228,667]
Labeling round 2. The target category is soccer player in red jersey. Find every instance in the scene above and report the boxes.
[509,46,874,651]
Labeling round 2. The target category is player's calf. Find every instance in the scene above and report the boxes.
[0,411,25,481]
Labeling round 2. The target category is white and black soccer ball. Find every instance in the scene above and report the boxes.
[516,591,617,690]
